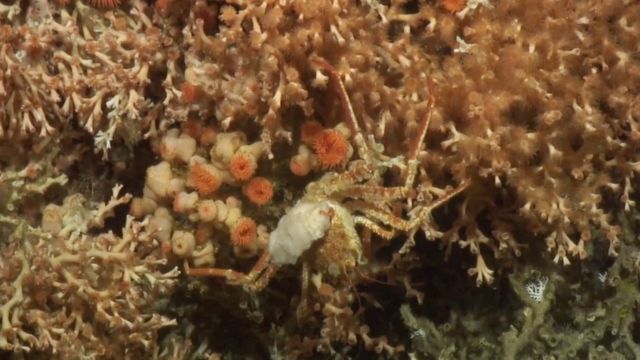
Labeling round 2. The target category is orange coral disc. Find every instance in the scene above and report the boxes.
[289,156,311,176]
[244,177,274,206]
[313,129,350,169]
[231,217,257,247]
[229,153,256,181]
[300,120,324,145]
[181,83,201,103]
[442,0,466,13]
[190,162,222,196]
[88,0,122,8]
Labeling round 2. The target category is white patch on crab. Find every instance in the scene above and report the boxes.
[269,200,333,265]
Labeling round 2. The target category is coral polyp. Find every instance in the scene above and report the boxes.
[313,129,351,169]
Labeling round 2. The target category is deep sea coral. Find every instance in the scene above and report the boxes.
[0,142,177,357]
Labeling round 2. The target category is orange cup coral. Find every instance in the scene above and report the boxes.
[231,217,257,247]
[313,129,350,169]
[229,152,257,181]
[190,162,222,196]
[244,177,274,206]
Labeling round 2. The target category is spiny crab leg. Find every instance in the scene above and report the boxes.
[184,263,244,281]
[415,179,470,222]
[407,77,436,162]
[311,57,373,165]
[296,261,312,322]
[347,179,470,241]
[312,57,439,201]
[405,77,437,190]
[353,216,397,240]
[398,179,471,255]
[185,251,278,292]
[336,184,415,203]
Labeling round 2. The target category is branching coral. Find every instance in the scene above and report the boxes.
[0,184,178,357]
[0,0,175,157]
[0,133,178,358]
[419,0,640,279]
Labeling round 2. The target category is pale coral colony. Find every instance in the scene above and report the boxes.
[0,0,639,359]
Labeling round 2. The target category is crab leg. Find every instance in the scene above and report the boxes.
[184,251,278,292]
[337,184,415,202]
[250,261,279,292]
[412,179,471,223]
[348,201,408,232]
[405,78,436,190]
[407,78,436,162]
[393,179,471,256]
[354,216,396,240]
[245,251,274,283]
[296,261,312,322]
[319,161,376,195]
[312,57,372,164]
[313,63,437,200]
[184,263,247,282]
[350,179,469,242]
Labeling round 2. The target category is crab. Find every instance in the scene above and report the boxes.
[185,57,469,295]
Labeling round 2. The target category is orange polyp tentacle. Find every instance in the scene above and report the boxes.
[229,152,256,181]
[231,217,257,247]
[244,177,274,205]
